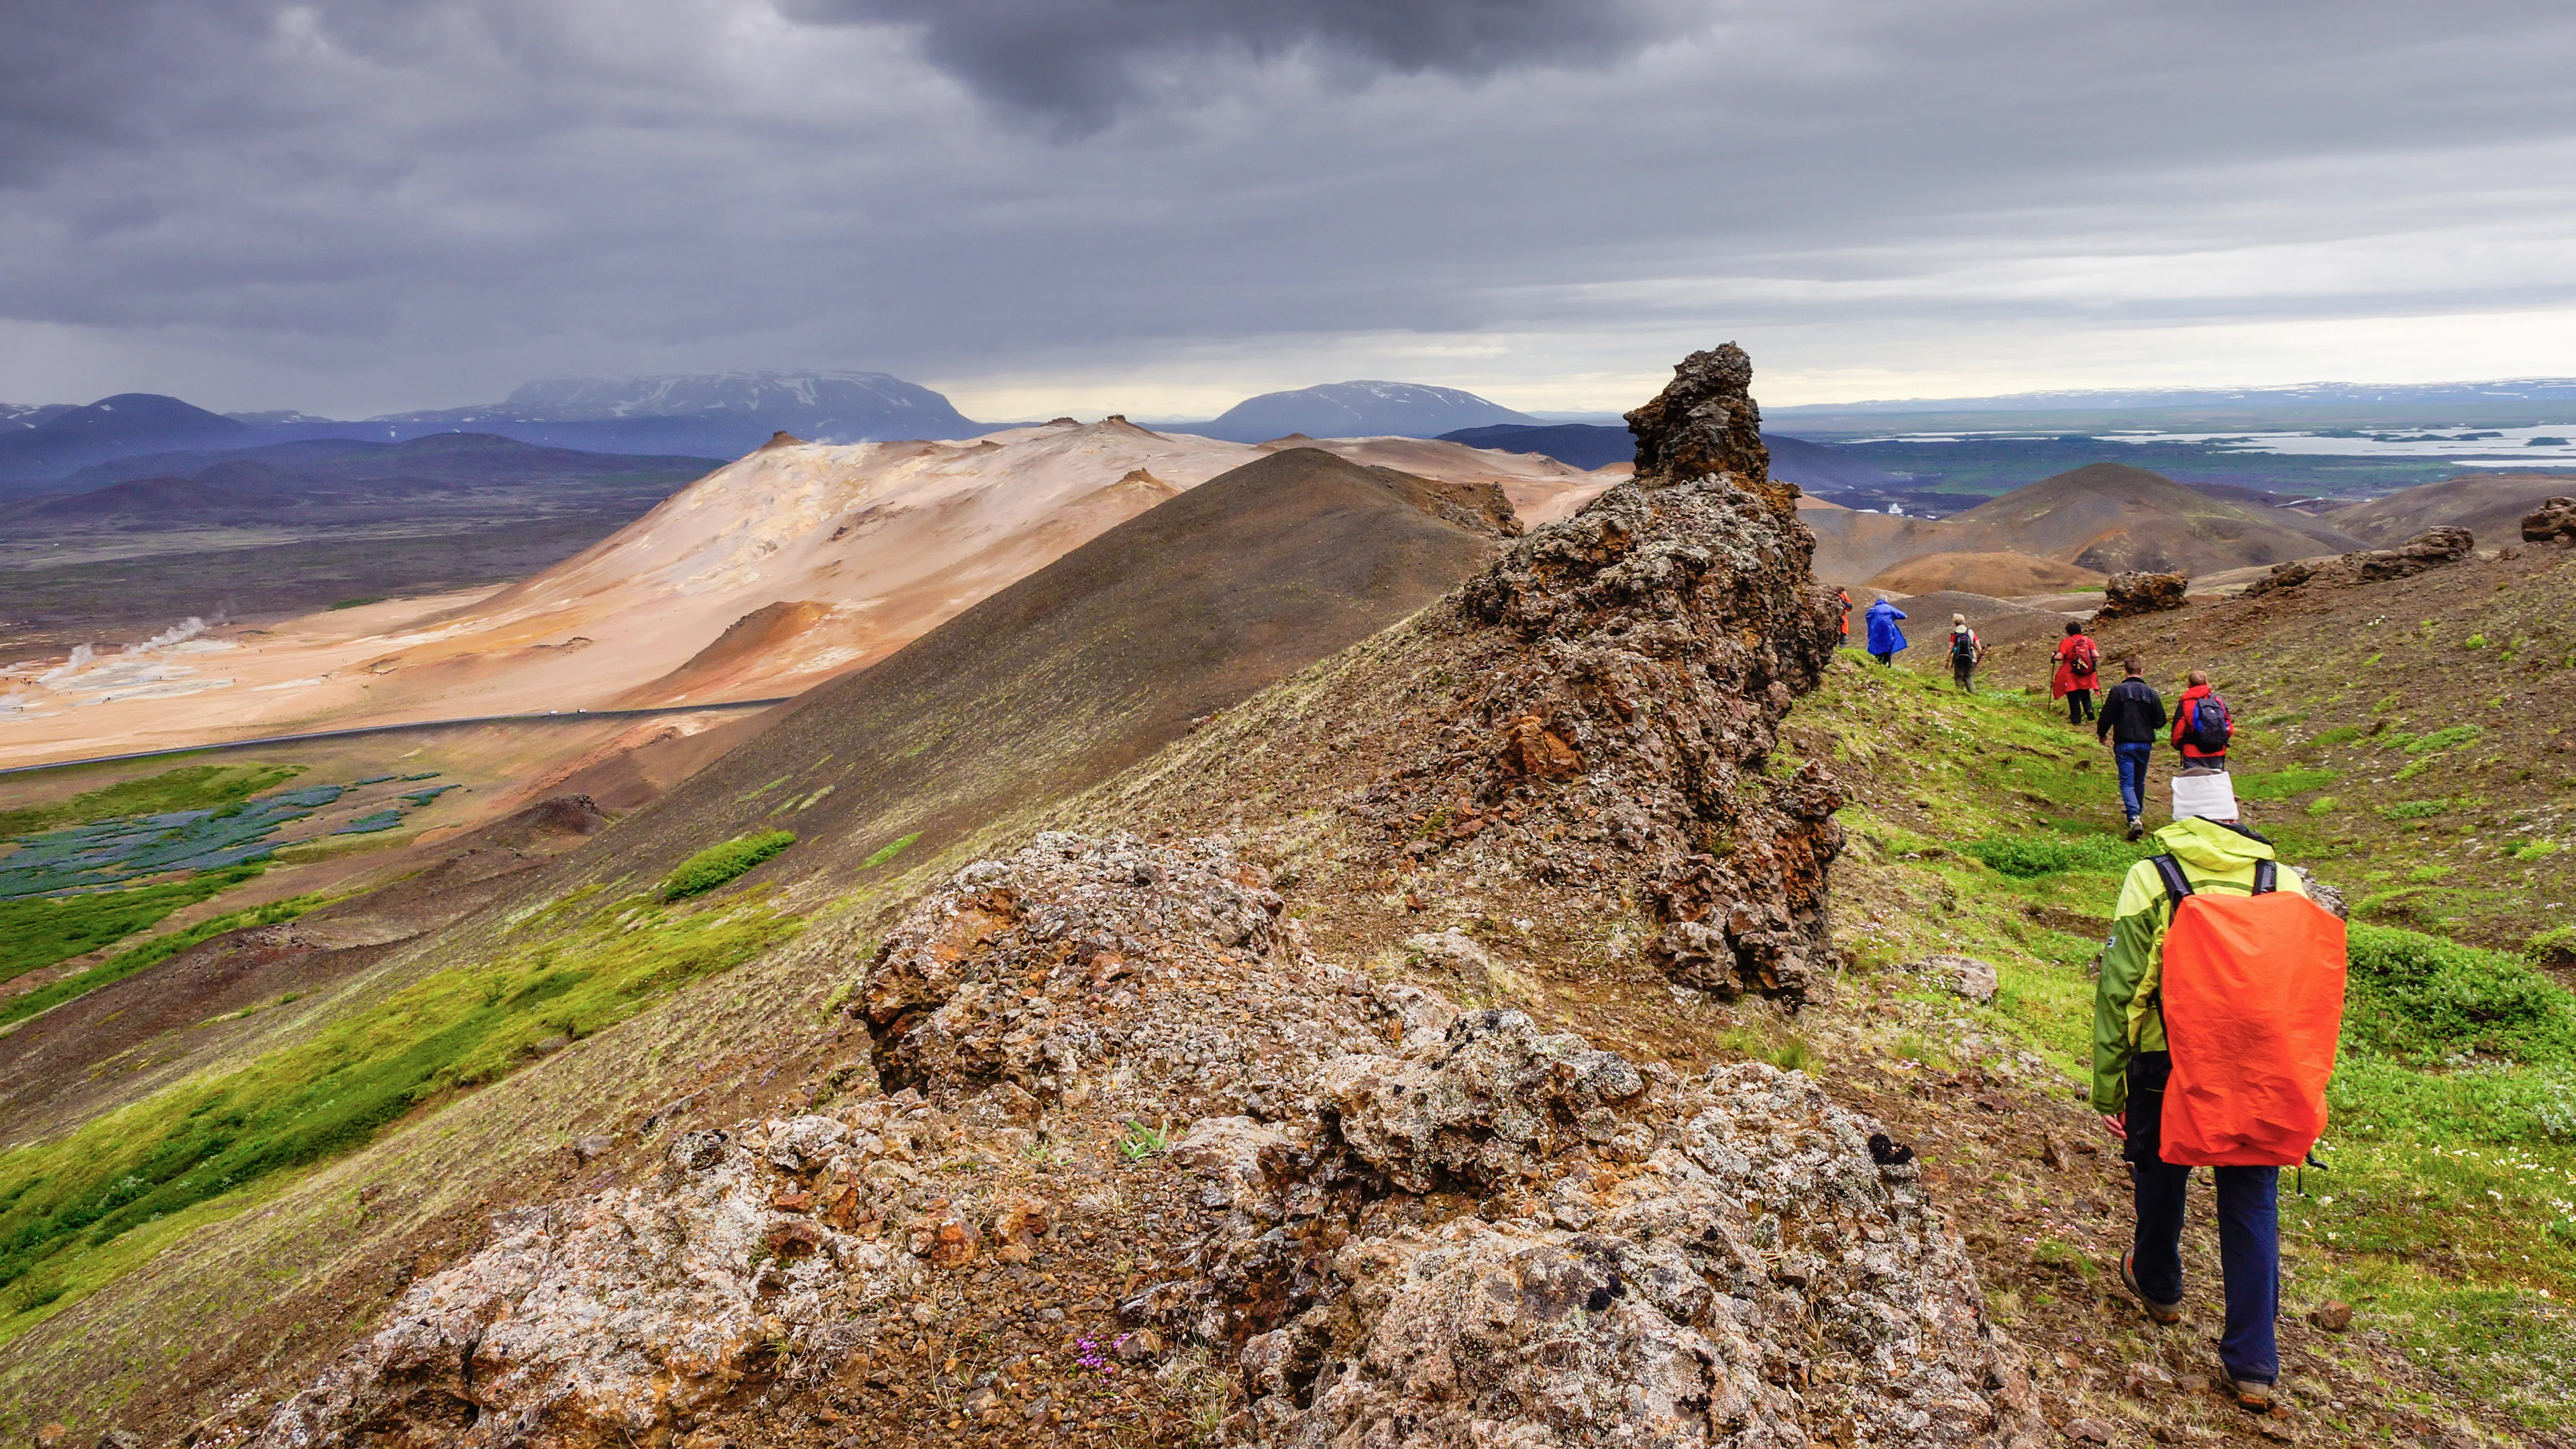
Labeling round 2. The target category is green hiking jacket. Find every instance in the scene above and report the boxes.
[2089,817,2312,1113]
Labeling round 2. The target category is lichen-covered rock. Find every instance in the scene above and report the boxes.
[256,1126,913,1447]
[1316,1009,1649,1193]
[2524,496,2576,545]
[256,835,2038,1449]
[2095,570,2189,619]
[1214,1054,2039,1448]
[1369,345,1847,1002]
[857,831,1392,1122]
[1913,953,1999,1005]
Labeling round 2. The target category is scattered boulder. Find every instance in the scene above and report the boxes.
[2245,527,2478,598]
[2354,525,2475,580]
[1919,953,1999,1004]
[2292,867,2347,920]
[2094,570,2189,619]
[2311,1299,2353,1332]
[2523,496,2576,545]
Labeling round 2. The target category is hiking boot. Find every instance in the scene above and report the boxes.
[2121,1250,2182,1325]
[2217,1364,2275,1413]
[2125,816,2145,841]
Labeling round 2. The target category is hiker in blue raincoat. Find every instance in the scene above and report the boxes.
[1864,596,1908,666]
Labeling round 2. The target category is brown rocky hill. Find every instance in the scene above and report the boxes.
[1808,461,2366,586]
[559,446,1520,897]
[1865,549,2103,596]
[1941,461,2362,574]
[2325,470,2576,547]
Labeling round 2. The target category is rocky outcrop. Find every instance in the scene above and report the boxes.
[1310,345,1848,1002]
[2523,496,2576,545]
[2241,526,2478,598]
[254,835,2038,1449]
[2092,570,2188,619]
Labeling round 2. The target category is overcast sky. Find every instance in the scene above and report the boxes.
[1,0,2571,419]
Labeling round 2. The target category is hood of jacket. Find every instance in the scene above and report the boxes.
[2178,683,2214,703]
[2151,816,2274,873]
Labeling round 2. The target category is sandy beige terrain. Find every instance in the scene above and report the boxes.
[0,423,1608,770]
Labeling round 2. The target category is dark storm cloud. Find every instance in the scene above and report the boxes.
[0,1,269,185]
[0,1,2571,414]
[779,0,1694,126]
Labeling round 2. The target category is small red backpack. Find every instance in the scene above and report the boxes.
[2151,855,2349,1167]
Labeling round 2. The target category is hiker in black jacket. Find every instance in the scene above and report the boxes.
[2096,656,2166,839]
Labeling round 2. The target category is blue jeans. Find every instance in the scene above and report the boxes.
[2114,741,2153,820]
[2126,1052,2280,1383]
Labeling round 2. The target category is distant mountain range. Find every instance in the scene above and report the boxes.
[0,372,987,484]
[1774,378,2576,414]
[1175,381,1538,443]
[0,374,1556,483]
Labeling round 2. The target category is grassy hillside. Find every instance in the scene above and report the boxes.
[1957,545,2576,953]
[1790,659,2576,1436]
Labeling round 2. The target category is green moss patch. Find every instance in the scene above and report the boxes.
[0,864,267,987]
[661,830,797,901]
[0,892,800,1327]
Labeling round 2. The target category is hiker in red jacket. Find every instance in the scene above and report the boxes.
[2051,621,2101,724]
[2171,670,2233,769]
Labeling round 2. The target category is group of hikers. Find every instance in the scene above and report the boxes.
[1839,592,2237,838]
[1838,585,2321,1417]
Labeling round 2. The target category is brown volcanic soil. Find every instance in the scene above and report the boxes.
[2326,471,2576,548]
[557,447,1521,900]
[1868,549,2103,596]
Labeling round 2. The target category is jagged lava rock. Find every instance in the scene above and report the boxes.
[254,834,2038,1448]
[2243,525,2478,598]
[1356,344,1850,1000]
[2523,497,2576,545]
[2094,570,2189,618]
[1200,1018,2035,1448]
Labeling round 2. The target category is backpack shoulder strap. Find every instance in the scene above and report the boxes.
[2151,854,2194,902]
[2253,859,2277,894]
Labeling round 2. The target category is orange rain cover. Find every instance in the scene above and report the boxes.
[2159,892,2349,1167]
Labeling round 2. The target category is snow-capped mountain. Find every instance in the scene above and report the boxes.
[1183,381,1538,443]
[2,402,75,431]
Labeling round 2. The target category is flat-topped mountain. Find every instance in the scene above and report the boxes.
[373,370,985,455]
[1189,380,1536,441]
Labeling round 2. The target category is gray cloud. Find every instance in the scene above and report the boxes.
[0,1,2569,416]
[779,0,1695,127]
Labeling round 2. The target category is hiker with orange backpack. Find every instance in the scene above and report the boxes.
[2051,620,2101,724]
[2171,669,2233,769]
[2092,799,2347,1417]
